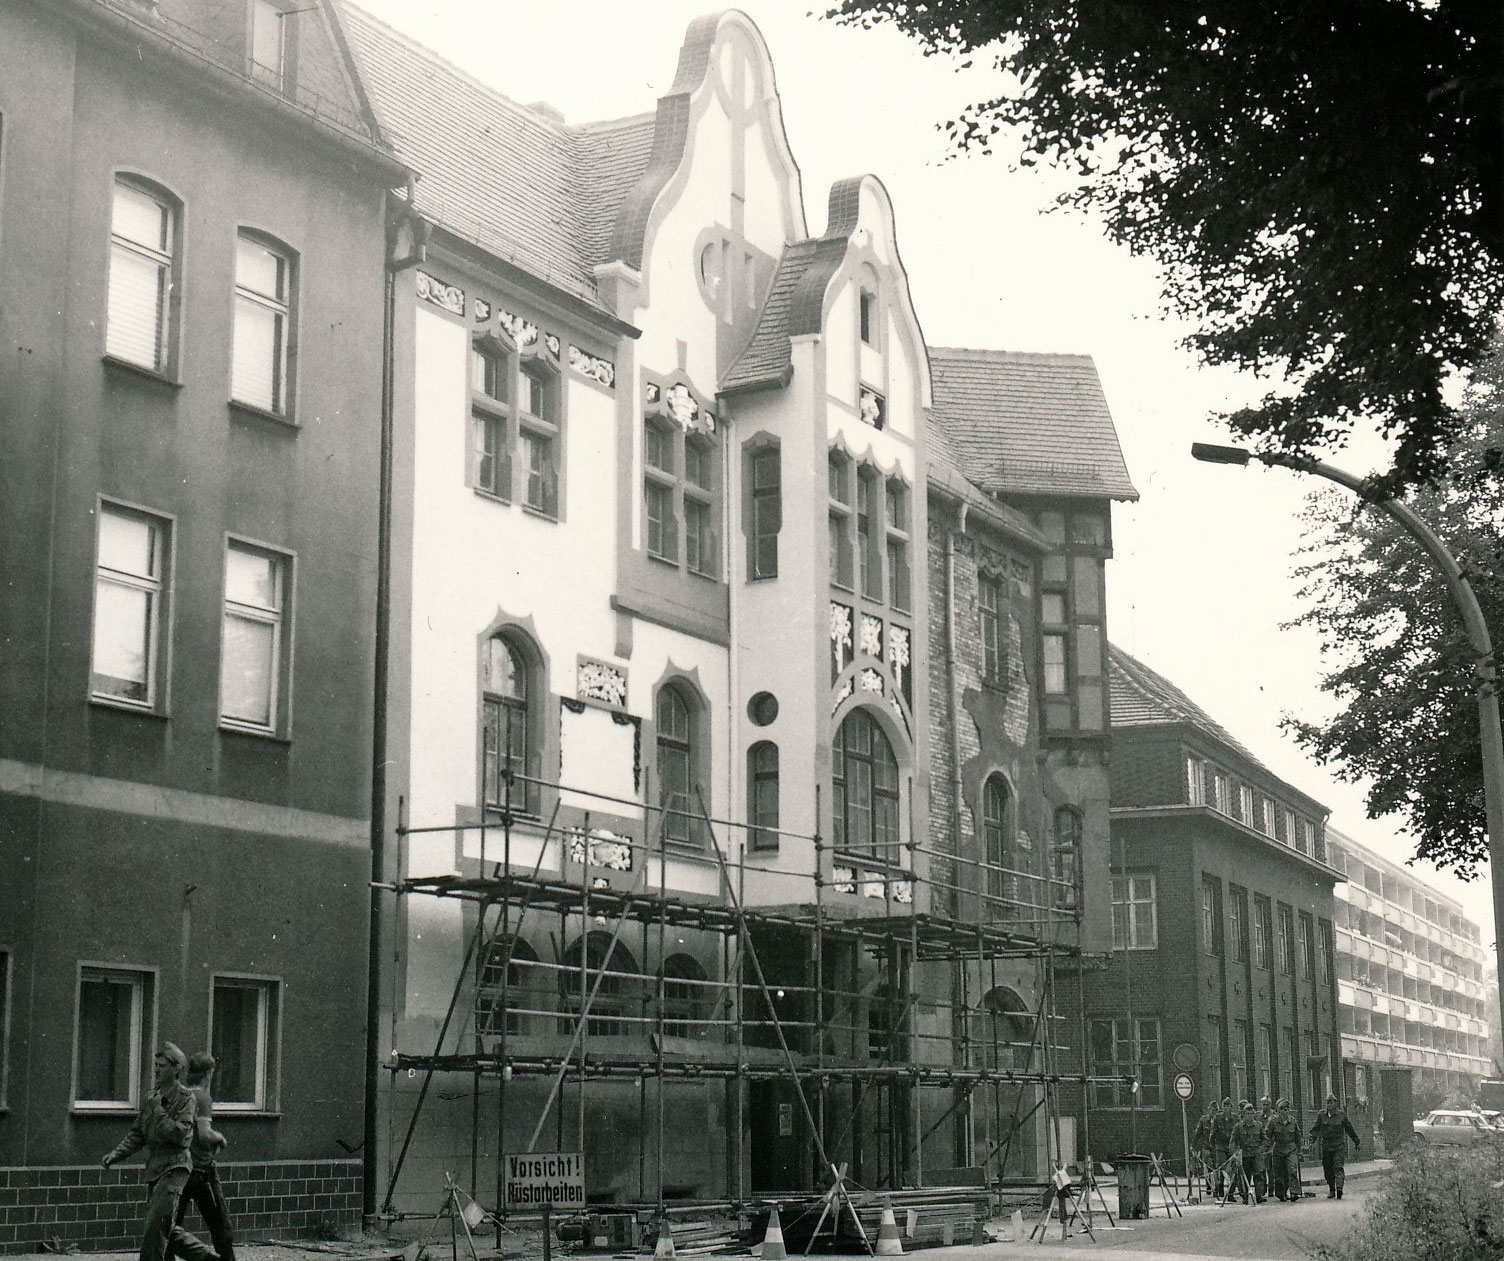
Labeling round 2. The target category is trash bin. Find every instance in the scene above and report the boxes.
[1117,1154,1152,1220]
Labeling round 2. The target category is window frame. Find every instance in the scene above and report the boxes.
[0,948,10,1109]
[655,683,705,851]
[828,450,855,590]
[884,477,910,612]
[1299,911,1317,981]
[230,229,297,419]
[72,964,154,1113]
[517,357,562,520]
[1052,806,1082,911]
[831,707,902,863]
[1253,896,1272,969]
[1277,906,1295,975]
[481,632,541,819]
[1202,876,1223,957]
[1186,754,1207,806]
[1089,1016,1163,1109]
[979,573,1006,688]
[1229,886,1249,963]
[747,443,781,580]
[748,740,780,853]
[248,0,290,89]
[90,499,173,714]
[208,973,280,1113]
[982,773,1014,911]
[218,535,294,738]
[1111,872,1158,950]
[106,175,180,377]
[477,936,543,1040]
[469,336,516,502]
[855,466,882,600]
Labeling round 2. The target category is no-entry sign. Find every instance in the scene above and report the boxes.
[1173,1073,1194,1100]
[504,1152,585,1207]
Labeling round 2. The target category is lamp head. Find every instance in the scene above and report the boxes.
[1190,442,1253,466]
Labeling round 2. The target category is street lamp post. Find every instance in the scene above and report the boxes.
[1190,442,1504,1069]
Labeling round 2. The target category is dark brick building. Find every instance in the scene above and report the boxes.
[0,0,404,1249]
[1071,647,1342,1163]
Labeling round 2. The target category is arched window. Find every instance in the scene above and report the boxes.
[979,986,1035,1071]
[656,685,700,848]
[868,983,907,1061]
[748,741,779,852]
[1053,807,1083,910]
[982,774,1014,911]
[108,176,181,374]
[232,230,297,416]
[661,954,708,1040]
[469,336,515,499]
[476,936,542,1038]
[483,634,537,815]
[832,709,900,859]
[558,933,640,1037]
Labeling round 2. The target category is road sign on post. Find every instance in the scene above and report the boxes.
[1173,1073,1194,1100]
[1172,1075,1195,1202]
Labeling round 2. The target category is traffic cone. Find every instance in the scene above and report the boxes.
[653,1216,676,1260]
[874,1198,904,1256]
[759,1206,787,1261]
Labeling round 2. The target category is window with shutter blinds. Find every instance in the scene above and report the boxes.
[220,541,288,733]
[107,180,175,371]
[91,505,169,707]
[232,233,292,415]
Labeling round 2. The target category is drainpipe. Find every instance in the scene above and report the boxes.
[945,500,969,1156]
[365,183,427,1227]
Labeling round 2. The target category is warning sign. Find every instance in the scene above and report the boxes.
[504,1152,585,1207]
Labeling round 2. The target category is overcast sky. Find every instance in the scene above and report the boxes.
[353,0,1498,945]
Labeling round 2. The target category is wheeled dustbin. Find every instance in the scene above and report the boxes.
[1117,1154,1152,1220]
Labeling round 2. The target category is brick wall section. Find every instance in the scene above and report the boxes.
[0,1160,361,1254]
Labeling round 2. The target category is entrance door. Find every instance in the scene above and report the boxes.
[749,1081,807,1192]
[1380,1069,1414,1154]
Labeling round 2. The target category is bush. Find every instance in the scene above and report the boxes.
[1312,1143,1504,1261]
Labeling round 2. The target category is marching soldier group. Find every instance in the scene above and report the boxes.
[1191,1093,1350,1204]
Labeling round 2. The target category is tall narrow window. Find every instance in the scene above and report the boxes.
[1230,887,1249,963]
[683,437,716,577]
[1299,912,1316,980]
[1319,920,1334,987]
[1042,633,1067,695]
[644,422,677,561]
[92,505,168,708]
[249,0,287,87]
[748,741,779,852]
[1253,897,1272,969]
[661,954,707,1039]
[748,446,781,579]
[1277,906,1294,975]
[1052,806,1081,910]
[1090,1017,1162,1108]
[559,935,639,1037]
[75,968,148,1108]
[859,288,877,345]
[107,179,175,372]
[982,775,1013,911]
[832,708,900,859]
[232,233,293,415]
[1202,877,1222,956]
[1232,1019,1249,1102]
[885,479,910,611]
[220,542,287,734]
[657,687,696,848]
[211,977,277,1110]
[482,635,536,816]
[856,469,881,599]
[477,937,541,1038]
[519,363,559,517]
[470,341,513,499]
[1186,755,1207,805]
[828,452,853,588]
[1111,874,1158,949]
[979,575,1005,685]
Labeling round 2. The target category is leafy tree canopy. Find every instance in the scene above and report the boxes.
[828,0,1504,489]
[1283,344,1504,879]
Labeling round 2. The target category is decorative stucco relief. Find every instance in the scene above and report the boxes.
[416,269,464,315]
[569,345,615,388]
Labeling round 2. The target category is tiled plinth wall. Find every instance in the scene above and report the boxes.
[0,1159,361,1254]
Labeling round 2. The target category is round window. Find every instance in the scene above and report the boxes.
[747,692,779,727]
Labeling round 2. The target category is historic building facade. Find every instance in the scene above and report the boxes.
[1074,648,1343,1160]
[348,8,1137,1210]
[1326,825,1494,1140]
[0,0,403,1249]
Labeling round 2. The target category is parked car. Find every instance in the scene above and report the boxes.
[1478,1110,1504,1131]
[1412,1110,1499,1144]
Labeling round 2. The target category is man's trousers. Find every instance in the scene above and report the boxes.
[140,1171,216,1261]
[167,1165,235,1261]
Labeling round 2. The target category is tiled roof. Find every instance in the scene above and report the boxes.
[1109,644,1266,771]
[345,4,629,309]
[720,241,819,393]
[928,348,1138,501]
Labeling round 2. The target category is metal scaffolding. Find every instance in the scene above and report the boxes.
[375,761,1120,1228]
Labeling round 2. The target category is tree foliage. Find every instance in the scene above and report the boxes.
[827,0,1504,488]
[1283,346,1504,878]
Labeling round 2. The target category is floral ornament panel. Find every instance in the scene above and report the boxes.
[566,827,635,872]
[577,657,628,708]
[645,376,716,435]
[829,601,853,682]
[887,624,911,705]
[832,865,857,895]
[569,344,615,389]
[888,690,910,736]
[416,269,464,316]
[496,307,539,348]
[544,333,561,358]
[892,880,914,905]
[473,298,492,322]
[831,679,853,715]
[858,387,886,430]
[860,613,883,660]
[861,872,885,899]
[859,668,884,695]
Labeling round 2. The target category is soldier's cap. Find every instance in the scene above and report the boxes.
[156,1042,187,1071]
[1326,1093,1339,1104]
[1221,1097,1233,1106]
[187,1051,217,1077]
[1276,1098,1290,1109]
[1259,1096,1272,1105]
[1242,1102,1254,1112]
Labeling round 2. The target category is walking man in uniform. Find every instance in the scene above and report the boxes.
[1191,1108,1215,1193]
[1264,1098,1300,1201]
[167,1052,236,1261]
[1309,1093,1360,1199]
[1209,1098,1236,1198]
[100,1043,219,1261]
[1231,1103,1264,1204]
[1252,1096,1274,1202]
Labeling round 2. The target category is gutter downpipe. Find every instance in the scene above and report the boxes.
[365,183,426,1227]
[946,500,969,1157]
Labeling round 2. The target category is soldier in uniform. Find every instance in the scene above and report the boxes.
[100,1043,219,1261]
[1191,1108,1215,1192]
[1309,1093,1360,1199]
[1264,1098,1300,1201]
[1252,1096,1274,1202]
[1231,1103,1264,1203]
[1209,1097,1237,1198]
